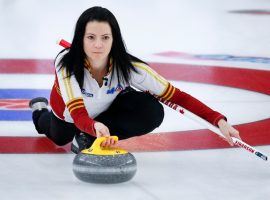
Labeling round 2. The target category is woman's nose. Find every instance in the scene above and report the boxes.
[94,39,102,48]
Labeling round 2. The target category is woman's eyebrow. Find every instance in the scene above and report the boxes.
[85,33,112,36]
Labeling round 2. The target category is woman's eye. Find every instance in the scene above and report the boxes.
[87,36,94,40]
[103,36,110,40]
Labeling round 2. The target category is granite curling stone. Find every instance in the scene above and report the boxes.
[73,136,137,184]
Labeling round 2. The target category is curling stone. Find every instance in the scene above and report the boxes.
[72,136,137,184]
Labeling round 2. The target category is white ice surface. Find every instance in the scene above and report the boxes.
[1,147,270,200]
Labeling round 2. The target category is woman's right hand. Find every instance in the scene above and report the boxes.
[94,122,117,147]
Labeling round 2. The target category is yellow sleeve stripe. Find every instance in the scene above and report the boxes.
[67,102,84,111]
[61,68,74,100]
[66,98,85,114]
[132,62,168,86]
[162,84,173,100]
[69,105,85,114]
[66,97,84,109]
[159,83,176,101]
[159,83,170,98]
[167,86,175,100]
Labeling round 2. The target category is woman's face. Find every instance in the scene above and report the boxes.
[83,21,113,63]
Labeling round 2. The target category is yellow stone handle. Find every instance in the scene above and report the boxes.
[81,136,128,155]
[91,136,118,150]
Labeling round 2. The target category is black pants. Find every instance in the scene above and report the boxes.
[32,88,164,146]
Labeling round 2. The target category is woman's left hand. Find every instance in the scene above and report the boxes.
[217,119,241,146]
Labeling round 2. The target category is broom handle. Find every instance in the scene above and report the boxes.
[161,99,268,161]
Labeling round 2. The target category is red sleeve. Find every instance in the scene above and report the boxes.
[70,108,96,136]
[159,83,226,126]
[50,77,96,136]
[67,99,96,136]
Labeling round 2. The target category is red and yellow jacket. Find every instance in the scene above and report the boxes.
[50,60,225,137]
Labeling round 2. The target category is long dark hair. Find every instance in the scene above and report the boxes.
[55,6,146,88]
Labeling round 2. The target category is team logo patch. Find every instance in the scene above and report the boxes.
[107,84,123,94]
